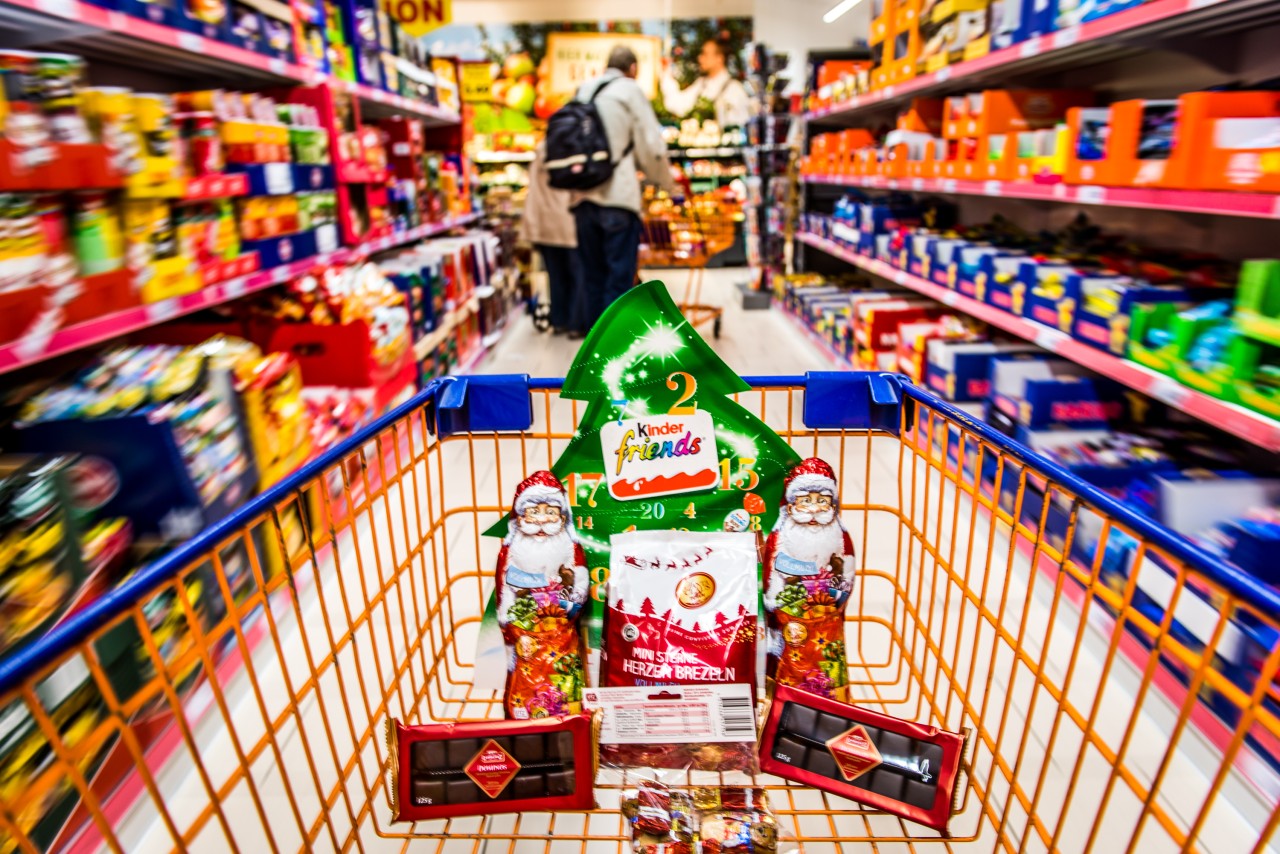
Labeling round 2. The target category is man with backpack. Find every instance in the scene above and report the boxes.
[544,45,675,328]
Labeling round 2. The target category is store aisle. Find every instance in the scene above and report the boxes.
[479,268,835,378]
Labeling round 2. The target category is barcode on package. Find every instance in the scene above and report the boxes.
[719,695,755,739]
[585,684,757,745]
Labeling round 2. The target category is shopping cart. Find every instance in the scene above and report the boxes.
[1,372,1277,853]
[639,200,737,339]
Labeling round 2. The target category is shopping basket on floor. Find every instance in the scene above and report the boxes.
[1,373,1277,853]
[639,201,736,338]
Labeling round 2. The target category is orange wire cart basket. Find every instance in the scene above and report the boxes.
[1,373,1277,853]
[638,201,735,339]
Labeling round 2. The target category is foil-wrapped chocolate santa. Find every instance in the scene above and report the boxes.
[762,458,856,700]
[494,471,589,718]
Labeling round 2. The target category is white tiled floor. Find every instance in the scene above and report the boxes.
[479,268,832,379]
[97,270,1278,854]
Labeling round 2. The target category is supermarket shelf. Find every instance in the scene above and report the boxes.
[796,230,1280,451]
[803,0,1278,122]
[0,213,481,375]
[0,0,460,125]
[472,151,535,163]
[361,212,480,253]
[802,174,1280,220]
[669,146,744,158]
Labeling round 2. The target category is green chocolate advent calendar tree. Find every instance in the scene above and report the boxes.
[481,281,801,652]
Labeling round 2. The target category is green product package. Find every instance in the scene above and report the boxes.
[474,281,801,688]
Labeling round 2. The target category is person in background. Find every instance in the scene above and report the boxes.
[572,45,676,327]
[520,141,586,337]
[661,38,751,129]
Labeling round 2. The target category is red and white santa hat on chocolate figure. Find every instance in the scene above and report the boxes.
[783,457,837,504]
[512,470,571,516]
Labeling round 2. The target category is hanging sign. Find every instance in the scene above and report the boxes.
[385,0,450,38]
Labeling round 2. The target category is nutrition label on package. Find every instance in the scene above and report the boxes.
[585,684,756,744]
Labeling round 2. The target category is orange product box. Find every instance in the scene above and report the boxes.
[1062,106,1115,185]
[1009,126,1068,183]
[898,97,945,135]
[871,0,896,44]
[1179,90,1280,192]
[895,0,922,33]
[945,89,1092,140]
[887,22,923,84]
[883,130,940,179]
[838,129,877,175]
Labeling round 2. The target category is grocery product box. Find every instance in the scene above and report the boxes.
[973,252,1035,312]
[989,354,1130,430]
[925,340,1040,401]
[1017,261,1093,327]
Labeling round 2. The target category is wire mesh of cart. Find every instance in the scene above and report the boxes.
[1,372,1277,854]
[638,200,736,339]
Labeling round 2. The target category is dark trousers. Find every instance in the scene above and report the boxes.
[573,202,641,328]
[535,244,585,332]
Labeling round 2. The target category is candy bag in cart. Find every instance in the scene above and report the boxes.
[621,781,797,854]
[594,529,762,772]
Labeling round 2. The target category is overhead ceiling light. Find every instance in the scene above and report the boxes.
[823,0,864,23]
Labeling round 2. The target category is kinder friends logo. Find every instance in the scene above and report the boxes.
[600,411,719,501]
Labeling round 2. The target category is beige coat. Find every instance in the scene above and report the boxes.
[569,68,676,215]
[519,143,578,248]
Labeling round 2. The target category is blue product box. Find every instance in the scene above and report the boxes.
[874,233,895,264]
[829,218,861,249]
[989,353,1130,430]
[227,163,337,196]
[925,340,1041,402]
[1020,264,1101,330]
[177,2,233,44]
[928,237,967,287]
[241,227,328,268]
[950,245,1004,299]
[1016,0,1058,44]
[110,0,182,29]
[17,410,257,541]
[973,251,1030,312]
[858,202,920,236]
[905,232,934,278]
[1068,275,1190,356]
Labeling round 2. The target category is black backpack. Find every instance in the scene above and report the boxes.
[544,76,634,191]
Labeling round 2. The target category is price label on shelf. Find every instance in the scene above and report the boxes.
[1053,26,1080,49]
[271,264,293,284]
[269,58,287,76]
[935,66,952,83]
[941,179,957,193]
[983,180,1002,196]
[264,162,293,195]
[177,32,203,52]
[147,299,179,324]
[911,178,925,191]
[1076,185,1107,205]
[316,224,340,255]
[1149,375,1190,408]
[883,85,895,98]
[939,290,959,307]
[893,269,908,285]
[35,0,76,17]
[1033,326,1064,353]
[223,276,246,299]
[1019,37,1042,58]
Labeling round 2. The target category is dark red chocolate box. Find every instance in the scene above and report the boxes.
[388,714,597,821]
[758,686,967,831]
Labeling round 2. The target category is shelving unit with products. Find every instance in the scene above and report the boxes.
[0,4,526,841]
[782,0,1280,799]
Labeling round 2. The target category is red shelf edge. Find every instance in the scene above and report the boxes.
[0,212,481,374]
[802,0,1230,121]
[796,231,1280,451]
[801,174,1280,220]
